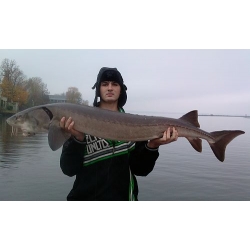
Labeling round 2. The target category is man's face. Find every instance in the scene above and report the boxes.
[100,81,121,103]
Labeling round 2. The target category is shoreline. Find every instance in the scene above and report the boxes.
[199,114,250,118]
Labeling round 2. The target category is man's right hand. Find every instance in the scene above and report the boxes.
[60,117,85,141]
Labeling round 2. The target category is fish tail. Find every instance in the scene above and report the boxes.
[209,130,245,162]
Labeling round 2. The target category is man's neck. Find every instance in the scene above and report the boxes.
[99,102,119,112]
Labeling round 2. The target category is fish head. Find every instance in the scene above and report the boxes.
[7,106,52,136]
[6,111,40,136]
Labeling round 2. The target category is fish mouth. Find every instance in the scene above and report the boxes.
[22,130,36,136]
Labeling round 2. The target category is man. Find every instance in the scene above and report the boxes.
[60,67,178,200]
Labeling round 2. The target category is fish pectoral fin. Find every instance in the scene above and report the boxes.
[48,122,71,151]
[186,137,202,153]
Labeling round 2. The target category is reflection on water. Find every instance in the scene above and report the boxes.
[0,115,73,200]
[0,114,249,201]
[137,115,250,201]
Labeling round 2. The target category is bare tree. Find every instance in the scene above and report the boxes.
[66,87,83,104]
[23,77,50,107]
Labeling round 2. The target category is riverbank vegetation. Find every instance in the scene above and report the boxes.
[0,58,88,114]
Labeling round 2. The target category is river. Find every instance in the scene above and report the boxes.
[0,113,249,200]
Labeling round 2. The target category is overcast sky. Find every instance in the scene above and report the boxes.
[1,1,250,116]
[0,49,249,115]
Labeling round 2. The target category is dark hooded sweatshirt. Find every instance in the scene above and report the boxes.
[60,137,159,201]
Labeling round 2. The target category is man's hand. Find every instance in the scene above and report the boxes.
[147,127,178,149]
[60,117,84,141]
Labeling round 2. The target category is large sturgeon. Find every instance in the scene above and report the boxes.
[6,103,245,162]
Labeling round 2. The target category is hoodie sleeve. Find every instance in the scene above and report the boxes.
[60,137,85,177]
[129,141,159,176]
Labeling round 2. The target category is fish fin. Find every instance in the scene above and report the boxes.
[209,130,245,162]
[179,110,200,128]
[48,121,71,151]
[186,137,202,152]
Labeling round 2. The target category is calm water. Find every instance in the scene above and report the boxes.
[0,113,249,201]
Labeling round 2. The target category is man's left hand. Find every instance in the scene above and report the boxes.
[147,127,178,149]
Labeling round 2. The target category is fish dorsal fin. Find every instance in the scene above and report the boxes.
[179,110,200,128]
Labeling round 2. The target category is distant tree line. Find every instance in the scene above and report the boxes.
[0,58,88,111]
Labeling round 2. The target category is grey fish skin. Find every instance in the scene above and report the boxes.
[6,103,245,162]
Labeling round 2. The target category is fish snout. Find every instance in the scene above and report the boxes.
[6,117,14,126]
